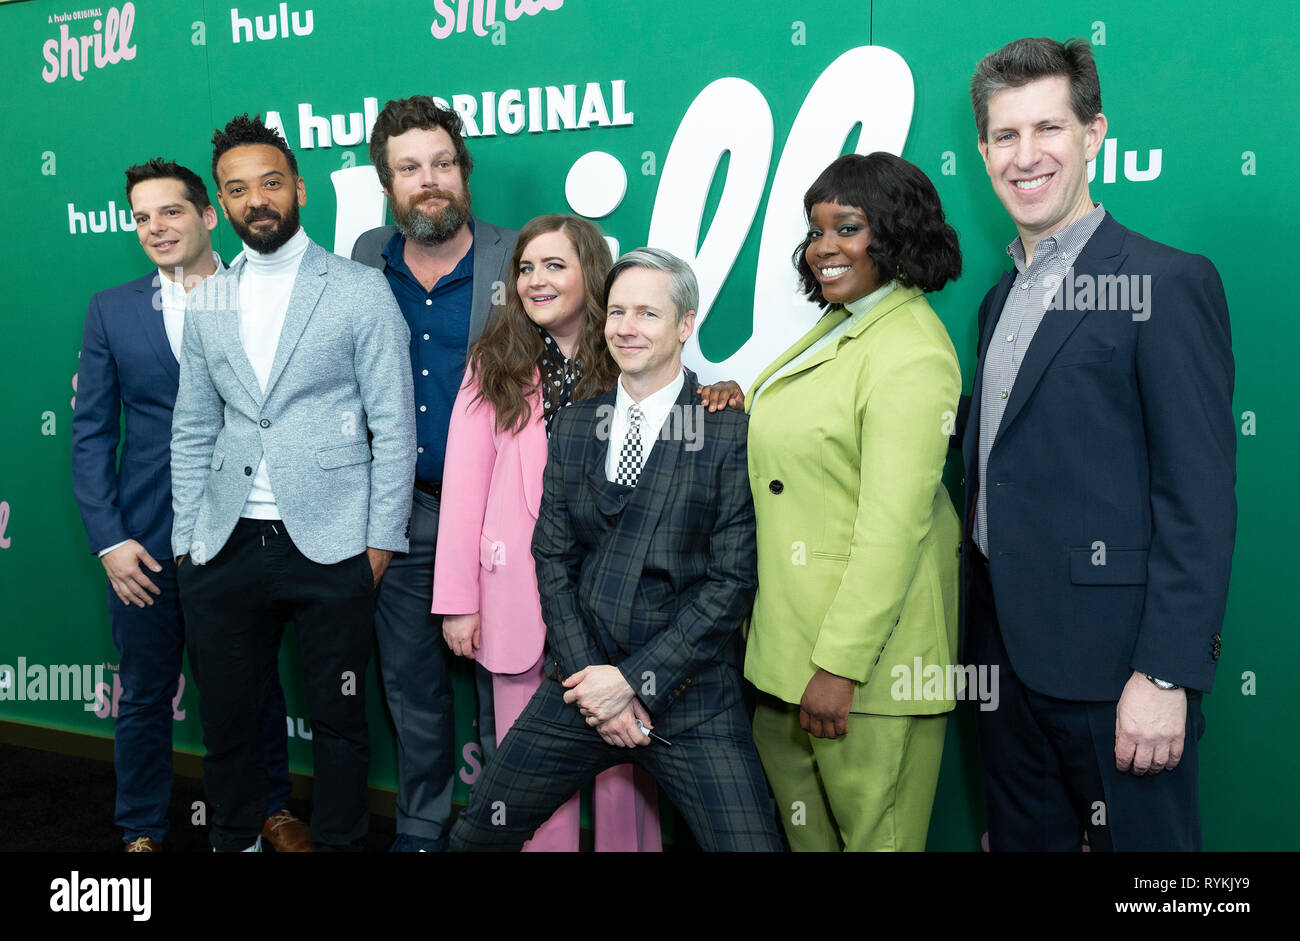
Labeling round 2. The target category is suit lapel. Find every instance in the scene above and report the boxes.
[992,216,1128,448]
[746,310,844,412]
[583,387,624,517]
[518,376,548,519]
[581,373,693,527]
[601,373,695,642]
[746,285,920,408]
[135,274,180,385]
[976,276,1014,366]
[216,258,265,406]
[263,239,327,400]
[469,218,505,344]
[624,377,688,536]
[964,271,1014,469]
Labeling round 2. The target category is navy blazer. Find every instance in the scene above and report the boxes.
[532,369,758,735]
[961,215,1235,698]
[72,272,181,563]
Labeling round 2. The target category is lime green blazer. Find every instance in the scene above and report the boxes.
[743,284,962,716]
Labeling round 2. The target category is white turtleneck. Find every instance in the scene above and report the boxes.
[237,226,310,519]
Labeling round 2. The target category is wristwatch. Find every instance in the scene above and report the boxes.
[1144,673,1180,691]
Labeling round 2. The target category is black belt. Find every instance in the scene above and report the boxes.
[414,478,442,499]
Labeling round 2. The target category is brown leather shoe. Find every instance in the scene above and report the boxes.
[262,809,314,852]
[125,836,161,852]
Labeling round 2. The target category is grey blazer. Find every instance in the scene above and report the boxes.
[171,235,416,565]
[350,216,520,347]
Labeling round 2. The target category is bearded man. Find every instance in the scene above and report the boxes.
[351,96,518,852]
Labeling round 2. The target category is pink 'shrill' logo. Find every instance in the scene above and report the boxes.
[430,0,563,41]
[41,3,137,83]
[93,669,187,721]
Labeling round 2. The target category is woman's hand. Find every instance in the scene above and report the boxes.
[799,668,855,739]
[442,613,481,660]
[696,379,745,412]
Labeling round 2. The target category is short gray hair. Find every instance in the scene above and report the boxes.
[970,37,1102,142]
[604,247,698,323]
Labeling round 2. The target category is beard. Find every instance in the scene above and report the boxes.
[392,187,472,245]
[230,200,301,254]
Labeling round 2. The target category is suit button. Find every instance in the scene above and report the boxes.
[260,419,270,428]
[244,466,253,476]
[960,477,966,487]
[769,480,784,495]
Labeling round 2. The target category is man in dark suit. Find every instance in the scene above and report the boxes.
[350,95,518,852]
[70,158,308,852]
[449,248,782,852]
[960,37,1236,850]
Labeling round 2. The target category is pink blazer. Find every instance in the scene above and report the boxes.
[432,368,550,675]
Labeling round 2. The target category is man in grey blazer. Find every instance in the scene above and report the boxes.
[172,114,416,852]
[350,95,517,852]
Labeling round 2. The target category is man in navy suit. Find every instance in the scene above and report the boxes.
[71,159,308,852]
[959,38,1235,850]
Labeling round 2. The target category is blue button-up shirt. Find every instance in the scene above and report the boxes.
[379,223,474,481]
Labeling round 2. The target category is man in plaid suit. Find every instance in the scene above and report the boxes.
[449,248,782,851]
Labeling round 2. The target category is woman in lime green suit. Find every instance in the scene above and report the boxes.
[744,153,963,851]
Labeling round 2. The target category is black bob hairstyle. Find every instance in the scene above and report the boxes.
[793,152,962,306]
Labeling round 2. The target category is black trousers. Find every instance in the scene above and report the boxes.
[179,518,377,851]
[966,545,1204,851]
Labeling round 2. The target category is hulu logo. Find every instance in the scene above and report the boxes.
[68,202,137,236]
[230,4,314,43]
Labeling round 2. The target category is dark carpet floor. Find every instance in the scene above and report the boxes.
[0,743,396,852]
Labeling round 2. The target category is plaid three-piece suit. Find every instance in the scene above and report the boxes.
[449,370,782,851]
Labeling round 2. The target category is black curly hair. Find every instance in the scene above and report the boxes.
[793,152,962,306]
[211,113,299,186]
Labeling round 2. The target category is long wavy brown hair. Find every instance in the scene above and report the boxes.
[468,214,619,434]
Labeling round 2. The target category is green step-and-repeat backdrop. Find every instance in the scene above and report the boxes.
[1,0,1295,849]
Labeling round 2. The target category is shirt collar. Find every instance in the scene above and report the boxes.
[157,250,225,301]
[615,367,685,428]
[536,323,571,363]
[1007,203,1106,273]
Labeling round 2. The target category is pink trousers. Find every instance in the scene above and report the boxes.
[492,657,662,852]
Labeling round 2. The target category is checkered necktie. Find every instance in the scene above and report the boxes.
[615,404,644,487]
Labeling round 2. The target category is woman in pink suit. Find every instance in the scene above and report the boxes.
[431,215,662,852]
